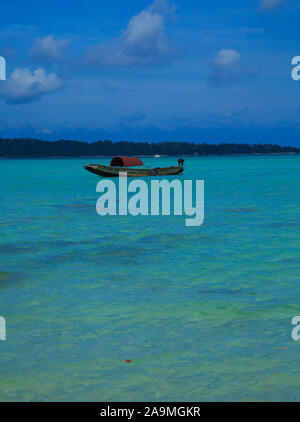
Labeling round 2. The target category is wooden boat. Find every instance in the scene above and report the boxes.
[84,156,184,177]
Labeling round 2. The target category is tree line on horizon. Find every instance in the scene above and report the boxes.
[0,137,299,157]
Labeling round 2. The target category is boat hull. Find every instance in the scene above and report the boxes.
[84,164,184,177]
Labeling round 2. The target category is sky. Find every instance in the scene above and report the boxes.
[0,0,300,145]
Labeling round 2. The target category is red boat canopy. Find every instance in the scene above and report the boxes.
[110,156,143,167]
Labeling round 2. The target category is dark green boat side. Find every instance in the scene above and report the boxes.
[84,163,184,177]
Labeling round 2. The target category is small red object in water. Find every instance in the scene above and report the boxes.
[276,348,288,350]
[125,359,132,363]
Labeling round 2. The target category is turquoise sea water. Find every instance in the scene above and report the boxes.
[0,155,299,401]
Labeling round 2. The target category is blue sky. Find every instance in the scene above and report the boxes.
[0,0,300,145]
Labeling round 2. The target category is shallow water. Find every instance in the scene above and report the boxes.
[0,155,299,401]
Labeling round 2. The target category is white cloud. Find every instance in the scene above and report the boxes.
[213,49,240,66]
[29,35,70,63]
[38,128,52,134]
[208,49,259,87]
[259,0,286,12]
[208,49,241,87]
[0,67,64,104]
[84,0,175,67]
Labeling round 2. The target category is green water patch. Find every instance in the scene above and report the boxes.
[0,271,12,282]
[33,250,85,267]
[265,221,300,228]
[89,245,146,265]
[0,240,83,258]
[54,203,93,211]
[0,244,35,255]
[139,232,224,250]
[280,256,300,264]
[0,271,23,289]
[39,236,129,251]
[140,233,193,243]
[25,238,142,269]
[198,288,248,295]
[224,208,261,213]
[194,288,256,301]
[44,239,92,248]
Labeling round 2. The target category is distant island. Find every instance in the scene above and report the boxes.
[0,137,299,158]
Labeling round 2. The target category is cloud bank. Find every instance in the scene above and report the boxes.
[84,0,175,67]
[259,0,286,12]
[29,35,70,63]
[0,67,64,104]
